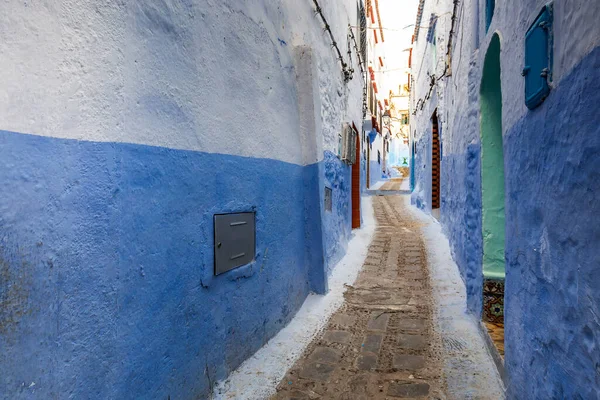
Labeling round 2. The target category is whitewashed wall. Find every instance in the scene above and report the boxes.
[0,0,364,165]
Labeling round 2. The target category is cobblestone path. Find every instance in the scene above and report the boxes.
[379,178,405,191]
[272,195,445,399]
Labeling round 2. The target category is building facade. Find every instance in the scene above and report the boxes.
[410,0,599,398]
[0,1,367,398]
[387,84,411,174]
[361,0,391,189]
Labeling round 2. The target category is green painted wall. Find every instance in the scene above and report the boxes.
[480,34,505,280]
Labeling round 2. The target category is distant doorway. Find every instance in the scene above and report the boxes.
[480,33,505,357]
[410,134,416,191]
[352,124,361,229]
[431,111,440,213]
[366,142,370,189]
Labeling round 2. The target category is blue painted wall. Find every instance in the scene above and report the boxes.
[503,47,600,399]
[369,159,382,188]
[411,123,432,211]
[361,137,368,194]
[440,144,484,315]
[418,47,600,397]
[321,151,352,274]
[0,130,333,399]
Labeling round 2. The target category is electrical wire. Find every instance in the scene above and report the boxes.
[348,24,365,74]
[312,0,352,81]
[411,1,459,116]
[349,14,452,33]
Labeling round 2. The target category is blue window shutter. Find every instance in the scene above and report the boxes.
[426,14,437,43]
[485,0,495,32]
[523,5,553,109]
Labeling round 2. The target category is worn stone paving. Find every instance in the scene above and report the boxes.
[379,178,405,191]
[272,195,444,399]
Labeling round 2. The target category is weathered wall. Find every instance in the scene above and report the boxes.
[0,132,316,398]
[0,0,363,398]
[503,46,600,399]
[369,133,384,187]
[322,151,352,274]
[410,0,600,397]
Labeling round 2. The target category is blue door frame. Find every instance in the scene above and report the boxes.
[410,139,416,191]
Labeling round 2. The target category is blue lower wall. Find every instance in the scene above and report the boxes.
[411,126,432,211]
[413,109,484,315]
[369,159,382,188]
[430,47,600,398]
[440,144,484,315]
[361,142,368,193]
[321,151,352,274]
[0,130,336,399]
[503,46,600,399]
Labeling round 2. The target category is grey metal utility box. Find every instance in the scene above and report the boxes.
[214,212,256,275]
[324,187,333,211]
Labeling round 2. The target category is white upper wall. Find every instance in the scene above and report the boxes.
[0,0,364,165]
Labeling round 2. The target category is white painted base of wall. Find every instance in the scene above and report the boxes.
[403,197,505,399]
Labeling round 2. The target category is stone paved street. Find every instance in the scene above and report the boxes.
[379,178,405,191]
[272,195,444,399]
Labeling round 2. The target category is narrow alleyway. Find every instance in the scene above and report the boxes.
[271,195,503,399]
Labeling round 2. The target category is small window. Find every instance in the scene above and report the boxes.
[523,4,553,109]
[486,0,495,32]
[324,187,333,211]
[401,112,409,125]
[426,14,438,66]
[426,14,437,43]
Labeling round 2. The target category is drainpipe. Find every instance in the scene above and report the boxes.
[374,0,385,42]
[472,0,480,50]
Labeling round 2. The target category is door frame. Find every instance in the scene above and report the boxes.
[351,123,361,228]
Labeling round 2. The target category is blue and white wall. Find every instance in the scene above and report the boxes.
[388,139,410,169]
[410,0,600,398]
[0,1,363,398]
[368,130,385,187]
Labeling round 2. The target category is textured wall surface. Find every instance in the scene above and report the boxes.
[0,131,318,398]
[0,0,364,398]
[504,47,600,399]
[410,0,600,397]
[367,132,384,188]
[322,151,352,274]
[369,159,383,188]
[0,0,363,162]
